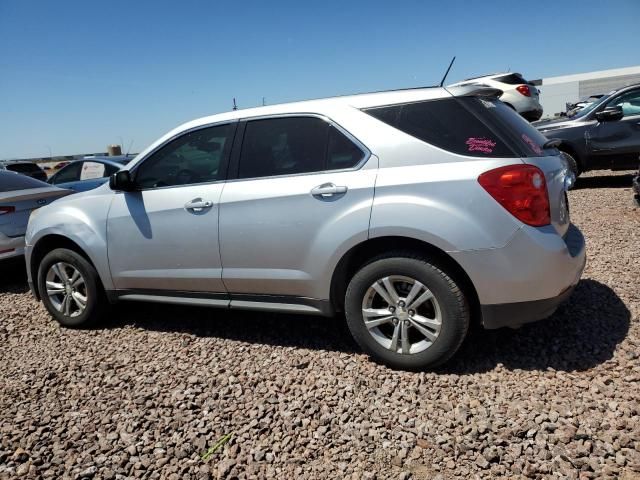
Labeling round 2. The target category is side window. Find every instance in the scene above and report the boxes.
[135,123,235,189]
[52,162,82,183]
[238,118,365,179]
[327,126,364,169]
[104,163,121,176]
[608,90,640,117]
[79,161,106,180]
[364,98,514,158]
[238,117,329,179]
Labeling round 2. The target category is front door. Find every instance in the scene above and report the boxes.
[588,88,640,170]
[107,122,236,294]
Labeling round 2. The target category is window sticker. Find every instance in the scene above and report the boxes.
[466,137,496,154]
[80,162,105,180]
[479,99,496,109]
[521,134,543,155]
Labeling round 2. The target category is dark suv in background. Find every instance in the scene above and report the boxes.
[0,161,47,182]
[534,83,640,177]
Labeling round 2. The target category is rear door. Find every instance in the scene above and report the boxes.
[218,115,376,301]
[588,88,640,170]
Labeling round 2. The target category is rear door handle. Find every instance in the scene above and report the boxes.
[311,183,348,198]
[184,198,213,212]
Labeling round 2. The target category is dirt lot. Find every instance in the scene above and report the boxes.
[1,171,639,479]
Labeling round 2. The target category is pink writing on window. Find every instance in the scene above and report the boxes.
[521,134,543,155]
[466,137,496,154]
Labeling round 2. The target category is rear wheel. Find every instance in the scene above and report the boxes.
[37,248,107,327]
[344,254,469,370]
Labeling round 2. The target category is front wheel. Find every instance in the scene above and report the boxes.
[344,254,469,370]
[560,151,580,183]
[37,248,107,327]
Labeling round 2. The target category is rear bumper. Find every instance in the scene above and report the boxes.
[481,283,576,329]
[521,108,543,121]
[450,222,586,327]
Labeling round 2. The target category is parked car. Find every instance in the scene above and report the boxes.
[0,171,71,261]
[534,84,640,178]
[25,85,584,370]
[448,72,543,121]
[0,161,48,182]
[53,161,70,170]
[565,94,604,117]
[47,156,132,192]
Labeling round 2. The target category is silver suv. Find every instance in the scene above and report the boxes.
[25,86,585,370]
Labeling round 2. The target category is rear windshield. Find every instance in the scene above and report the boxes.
[6,163,42,173]
[0,171,48,192]
[363,97,556,158]
[495,73,529,85]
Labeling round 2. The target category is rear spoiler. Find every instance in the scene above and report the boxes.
[444,84,504,99]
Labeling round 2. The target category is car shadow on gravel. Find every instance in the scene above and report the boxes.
[110,302,360,354]
[0,257,29,294]
[574,173,634,190]
[443,279,630,373]
[107,279,629,373]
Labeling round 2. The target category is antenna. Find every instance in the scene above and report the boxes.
[126,139,135,156]
[439,56,456,87]
[232,98,237,111]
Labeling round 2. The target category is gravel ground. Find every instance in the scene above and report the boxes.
[1,170,639,480]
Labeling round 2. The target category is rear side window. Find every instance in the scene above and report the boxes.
[364,98,514,157]
[496,73,529,85]
[238,117,364,179]
[365,97,555,158]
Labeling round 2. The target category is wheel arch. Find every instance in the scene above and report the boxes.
[30,234,97,300]
[330,236,480,322]
[556,142,583,173]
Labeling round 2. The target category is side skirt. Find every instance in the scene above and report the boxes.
[106,289,334,317]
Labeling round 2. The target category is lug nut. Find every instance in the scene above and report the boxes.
[389,306,396,313]
[408,310,415,316]
[392,317,398,325]
[398,301,405,307]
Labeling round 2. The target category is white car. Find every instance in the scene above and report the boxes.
[449,72,543,121]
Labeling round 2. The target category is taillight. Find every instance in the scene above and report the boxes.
[516,85,531,97]
[0,206,15,215]
[478,165,550,227]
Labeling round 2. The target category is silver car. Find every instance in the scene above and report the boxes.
[25,85,585,369]
[0,171,71,261]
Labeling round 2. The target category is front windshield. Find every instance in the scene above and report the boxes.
[568,91,613,118]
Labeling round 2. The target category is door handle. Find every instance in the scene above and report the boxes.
[311,183,348,198]
[184,198,213,212]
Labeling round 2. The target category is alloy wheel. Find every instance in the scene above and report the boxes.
[45,262,87,317]
[361,275,442,354]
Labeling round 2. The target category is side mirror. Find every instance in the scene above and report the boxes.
[109,170,134,191]
[595,105,623,122]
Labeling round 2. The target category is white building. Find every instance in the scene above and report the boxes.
[531,65,640,118]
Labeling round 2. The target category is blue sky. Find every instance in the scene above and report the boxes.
[1,0,638,159]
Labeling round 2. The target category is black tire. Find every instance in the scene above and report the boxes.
[37,248,107,327]
[344,253,469,370]
[560,151,580,181]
